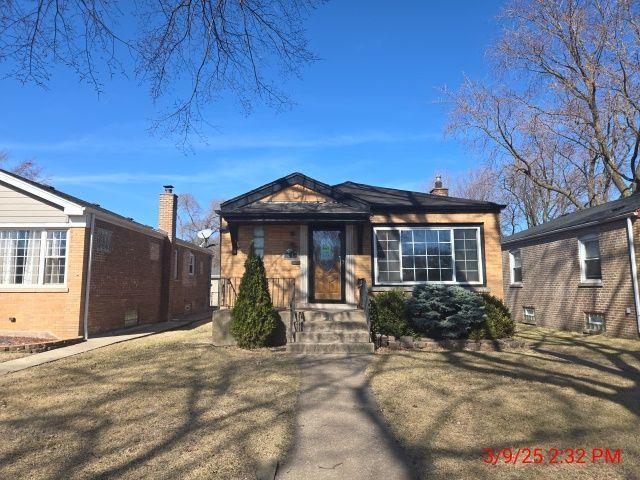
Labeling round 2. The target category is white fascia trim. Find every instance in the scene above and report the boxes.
[90,210,167,240]
[0,171,85,216]
[0,219,88,228]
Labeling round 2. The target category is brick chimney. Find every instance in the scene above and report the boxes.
[430,175,449,197]
[158,185,177,241]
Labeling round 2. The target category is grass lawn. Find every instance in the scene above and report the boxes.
[0,321,299,480]
[0,351,31,363]
[368,325,640,479]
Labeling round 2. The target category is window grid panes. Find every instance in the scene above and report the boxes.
[582,237,602,280]
[375,227,481,284]
[44,231,66,284]
[0,230,67,285]
[454,229,480,282]
[376,230,401,283]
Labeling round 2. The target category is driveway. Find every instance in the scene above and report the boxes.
[277,354,416,480]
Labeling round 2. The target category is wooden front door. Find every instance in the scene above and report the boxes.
[309,226,345,303]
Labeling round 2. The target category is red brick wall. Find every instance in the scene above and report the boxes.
[168,244,212,317]
[0,227,88,339]
[502,219,639,339]
[87,220,165,334]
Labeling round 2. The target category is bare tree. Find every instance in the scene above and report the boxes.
[0,150,45,180]
[177,192,222,246]
[446,0,640,226]
[0,0,320,141]
[451,163,575,236]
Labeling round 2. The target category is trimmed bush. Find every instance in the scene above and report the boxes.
[469,293,515,340]
[370,289,411,338]
[406,284,485,339]
[230,244,278,348]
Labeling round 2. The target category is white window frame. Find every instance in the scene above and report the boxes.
[0,228,69,288]
[187,252,196,277]
[509,249,523,285]
[578,234,602,284]
[372,226,484,286]
[523,306,536,324]
[585,312,605,332]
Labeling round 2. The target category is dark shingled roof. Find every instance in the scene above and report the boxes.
[333,181,504,211]
[219,172,504,219]
[223,201,368,216]
[503,194,640,245]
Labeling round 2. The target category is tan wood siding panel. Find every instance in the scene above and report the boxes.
[0,183,68,223]
[259,184,331,203]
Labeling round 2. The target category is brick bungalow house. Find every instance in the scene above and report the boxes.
[501,194,640,339]
[217,172,505,352]
[0,169,212,340]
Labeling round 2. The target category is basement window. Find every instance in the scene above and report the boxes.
[523,307,536,325]
[585,313,605,333]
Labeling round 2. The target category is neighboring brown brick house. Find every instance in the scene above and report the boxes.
[502,195,640,339]
[218,172,505,309]
[0,169,212,339]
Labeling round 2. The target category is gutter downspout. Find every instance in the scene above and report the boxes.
[626,216,640,334]
[82,213,96,340]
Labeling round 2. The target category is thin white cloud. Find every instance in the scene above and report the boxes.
[2,130,440,154]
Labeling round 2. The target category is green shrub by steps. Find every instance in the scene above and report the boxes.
[469,293,515,341]
[230,244,278,349]
[370,289,411,338]
[406,284,486,339]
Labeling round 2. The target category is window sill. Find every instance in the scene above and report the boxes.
[509,283,523,288]
[579,281,603,288]
[0,286,69,293]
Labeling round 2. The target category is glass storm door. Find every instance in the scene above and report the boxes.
[310,227,345,302]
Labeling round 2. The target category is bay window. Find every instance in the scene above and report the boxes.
[0,230,68,286]
[374,226,483,285]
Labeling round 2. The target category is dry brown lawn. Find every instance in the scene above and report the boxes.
[368,325,640,479]
[0,351,31,363]
[0,321,299,479]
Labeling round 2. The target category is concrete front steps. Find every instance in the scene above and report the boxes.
[286,308,374,354]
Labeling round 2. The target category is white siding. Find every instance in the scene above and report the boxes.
[0,183,69,223]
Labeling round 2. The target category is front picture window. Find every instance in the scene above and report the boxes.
[374,226,482,285]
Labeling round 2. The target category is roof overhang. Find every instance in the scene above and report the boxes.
[502,210,638,247]
[0,171,85,216]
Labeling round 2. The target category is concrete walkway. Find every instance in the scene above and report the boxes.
[276,355,416,480]
[0,313,210,376]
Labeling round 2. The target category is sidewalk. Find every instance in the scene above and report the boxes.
[276,354,416,480]
[0,312,211,376]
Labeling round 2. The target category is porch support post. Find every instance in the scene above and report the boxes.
[356,222,364,254]
[346,224,357,304]
[299,224,309,305]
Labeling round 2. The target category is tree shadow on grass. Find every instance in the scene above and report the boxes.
[364,329,640,479]
[0,332,299,480]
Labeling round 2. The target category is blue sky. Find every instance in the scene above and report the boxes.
[1,1,504,227]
